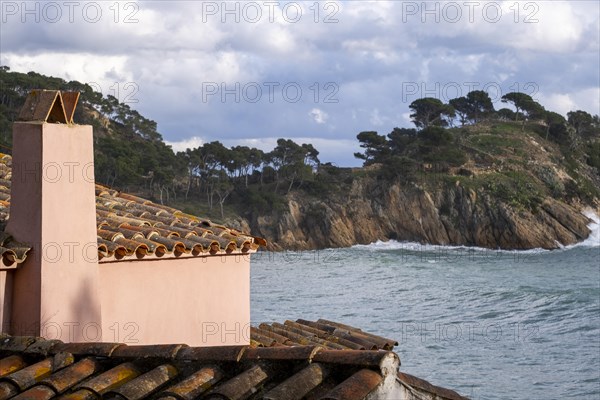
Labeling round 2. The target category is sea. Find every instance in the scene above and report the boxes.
[250,211,600,400]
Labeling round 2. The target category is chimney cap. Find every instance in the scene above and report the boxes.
[17,89,80,124]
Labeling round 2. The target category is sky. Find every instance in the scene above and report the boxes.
[1,0,599,166]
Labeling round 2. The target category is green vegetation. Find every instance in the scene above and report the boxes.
[1,66,598,222]
[587,142,600,170]
[353,91,599,211]
[0,67,322,221]
[468,134,524,156]
[482,171,545,210]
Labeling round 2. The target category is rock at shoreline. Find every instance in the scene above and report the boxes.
[246,177,593,251]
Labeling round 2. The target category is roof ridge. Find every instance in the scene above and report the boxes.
[0,333,399,373]
[0,321,471,400]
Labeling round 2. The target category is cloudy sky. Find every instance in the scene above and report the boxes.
[1,0,598,165]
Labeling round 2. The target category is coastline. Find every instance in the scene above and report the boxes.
[351,209,600,253]
[243,190,599,252]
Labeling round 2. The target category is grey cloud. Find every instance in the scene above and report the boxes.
[1,0,598,166]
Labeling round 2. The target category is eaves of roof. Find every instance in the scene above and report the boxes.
[0,153,266,268]
[0,319,401,400]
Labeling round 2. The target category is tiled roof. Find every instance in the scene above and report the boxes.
[93,185,266,260]
[0,153,266,267]
[0,319,401,400]
[397,372,469,400]
[252,319,398,350]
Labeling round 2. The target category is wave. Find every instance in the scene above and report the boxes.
[352,210,600,252]
[568,209,599,248]
[352,239,548,255]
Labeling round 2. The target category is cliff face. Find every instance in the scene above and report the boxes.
[235,122,600,251]
[244,177,593,251]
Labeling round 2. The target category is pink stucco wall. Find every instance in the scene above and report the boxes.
[98,255,251,346]
[4,121,252,346]
[7,122,102,341]
[0,270,12,331]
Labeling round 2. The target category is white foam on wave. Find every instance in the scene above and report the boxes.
[353,240,546,255]
[353,210,600,252]
[352,238,547,254]
[569,209,600,248]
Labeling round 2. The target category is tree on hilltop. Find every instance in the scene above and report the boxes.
[466,90,495,123]
[268,139,320,193]
[449,96,471,126]
[354,131,389,165]
[567,110,594,137]
[450,91,494,125]
[501,92,544,122]
[409,98,455,129]
[544,111,567,140]
[496,108,518,121]
[387,127,417,155]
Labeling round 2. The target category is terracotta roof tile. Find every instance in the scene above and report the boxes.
[1,352,75,391]
[22,340,63,357]
[256,319,401,351]
[208,363,273,399]
[0,336,38,352]
[249,327,285,347]
[258,323,323,347]
[320,369,383,400]
[0,153,265,266]
[0,319,406,400]
[39,357,100,394]
[397,372,470,400]
[159,366,223,399]
[0,355,26,377]
[316,319,399,350]
[0,319,469,399]
[111,344,186,360]
[50,342,123,358]
[14,384,59,399]
[0,381,19,399]
[241,345,322,362]
[175,346,246,363]
[70,362,141,395]
[106,364,178,399]
[262,362,330,400]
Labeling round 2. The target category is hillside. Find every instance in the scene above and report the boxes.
[1,67,599,250]
[0,67,184,196]
[246,122,599,250]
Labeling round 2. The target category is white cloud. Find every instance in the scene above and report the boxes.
[1,0,597,166]
[538,88,600,117]
[505,2,583,53]
[538,93,577,117]
[165,137,204,153]
[221,137,360,166]
[369,109,384,126]
[221,138,278,153]
[309,108,329,124]
[1,53,131,92]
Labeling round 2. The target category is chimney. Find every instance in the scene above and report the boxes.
[6,90,102,341]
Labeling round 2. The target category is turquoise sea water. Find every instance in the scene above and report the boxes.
[251,212,600,400]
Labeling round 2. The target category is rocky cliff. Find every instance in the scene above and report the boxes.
[241,177,593,250]
[229,124,599,251]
